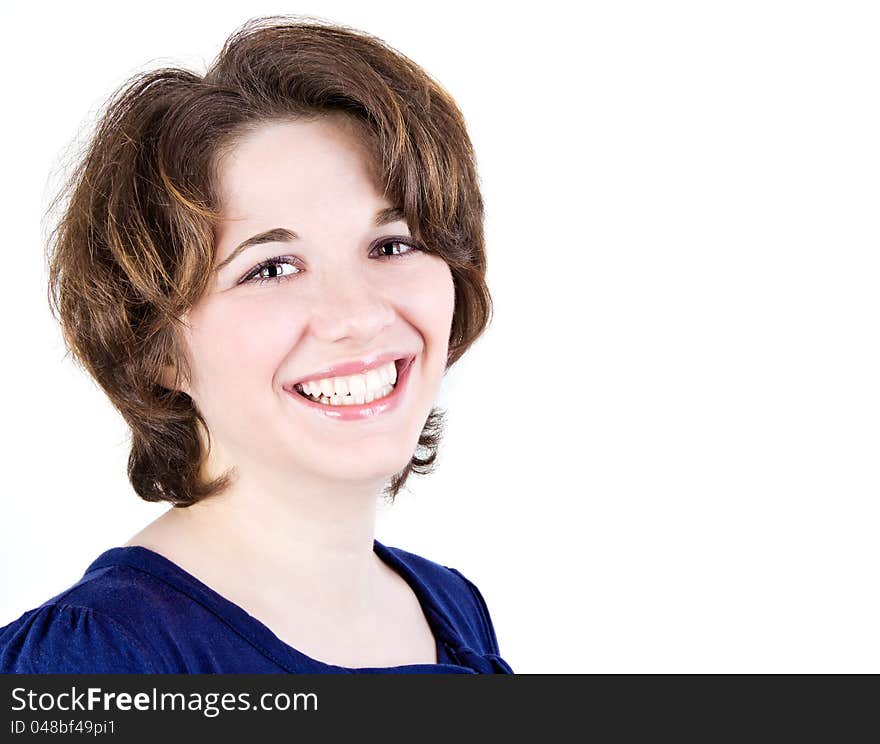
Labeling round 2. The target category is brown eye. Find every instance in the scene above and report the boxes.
[241,256,300,286]
[257,262,298,280]
[372,239,418,258]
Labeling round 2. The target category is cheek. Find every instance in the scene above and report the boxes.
[183,293,305,393]
[394,255,456,346]
[182,257,455,397]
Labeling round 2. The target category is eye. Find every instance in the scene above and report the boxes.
[371,238,420,259]
[239,238,422,287]
[241,257,300,286]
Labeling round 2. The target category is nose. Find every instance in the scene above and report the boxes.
[305,269,395,343]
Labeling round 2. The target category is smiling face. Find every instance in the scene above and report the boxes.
[175,115,455,491]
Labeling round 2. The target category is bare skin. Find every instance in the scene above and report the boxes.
[123,114,455,668]
[124,507,438,668]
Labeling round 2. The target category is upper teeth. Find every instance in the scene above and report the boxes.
[295,360,398,399]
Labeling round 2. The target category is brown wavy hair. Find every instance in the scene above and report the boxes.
[45,15,492,507]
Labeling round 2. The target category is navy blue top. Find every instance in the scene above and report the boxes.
[0,540,513,674]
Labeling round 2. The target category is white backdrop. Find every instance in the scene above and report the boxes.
[1,0,878,673]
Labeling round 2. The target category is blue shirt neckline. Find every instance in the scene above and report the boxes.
[85,538,477,674]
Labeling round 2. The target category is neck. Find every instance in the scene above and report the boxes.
[139,462,389,616]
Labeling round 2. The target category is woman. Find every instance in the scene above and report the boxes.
[0,16,512,674]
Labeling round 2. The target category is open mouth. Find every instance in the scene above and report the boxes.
[290,357,414,409]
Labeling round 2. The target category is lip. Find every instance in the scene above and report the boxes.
[283,355,416,421]
[289,351,415,386]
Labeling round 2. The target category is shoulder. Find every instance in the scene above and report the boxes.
[0,601,157,674]
[0,564,168,674]
[380,543,502,656]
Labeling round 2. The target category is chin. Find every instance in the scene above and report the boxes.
[310,448,415,486]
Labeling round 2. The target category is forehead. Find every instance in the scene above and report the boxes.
[214,116,384,216]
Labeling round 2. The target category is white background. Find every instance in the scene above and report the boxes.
[1,1,878,673]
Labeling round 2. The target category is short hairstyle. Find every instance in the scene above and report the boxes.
[45,15,492,506]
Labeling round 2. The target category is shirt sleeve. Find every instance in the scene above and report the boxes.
[0,604,159,674]
[445,567,503,656]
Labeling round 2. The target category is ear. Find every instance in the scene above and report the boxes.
[158,363,190,396]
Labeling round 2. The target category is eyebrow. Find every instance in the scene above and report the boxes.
[213,205,408,273]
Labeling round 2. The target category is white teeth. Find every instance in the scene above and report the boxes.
[365,368,383,391]
[348,374,367,402]
[294,359,404,406]
[300,383,395,407]
[382,363,398,386]
[298,361,398,394]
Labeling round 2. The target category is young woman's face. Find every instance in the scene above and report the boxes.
[178,116,455,489]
